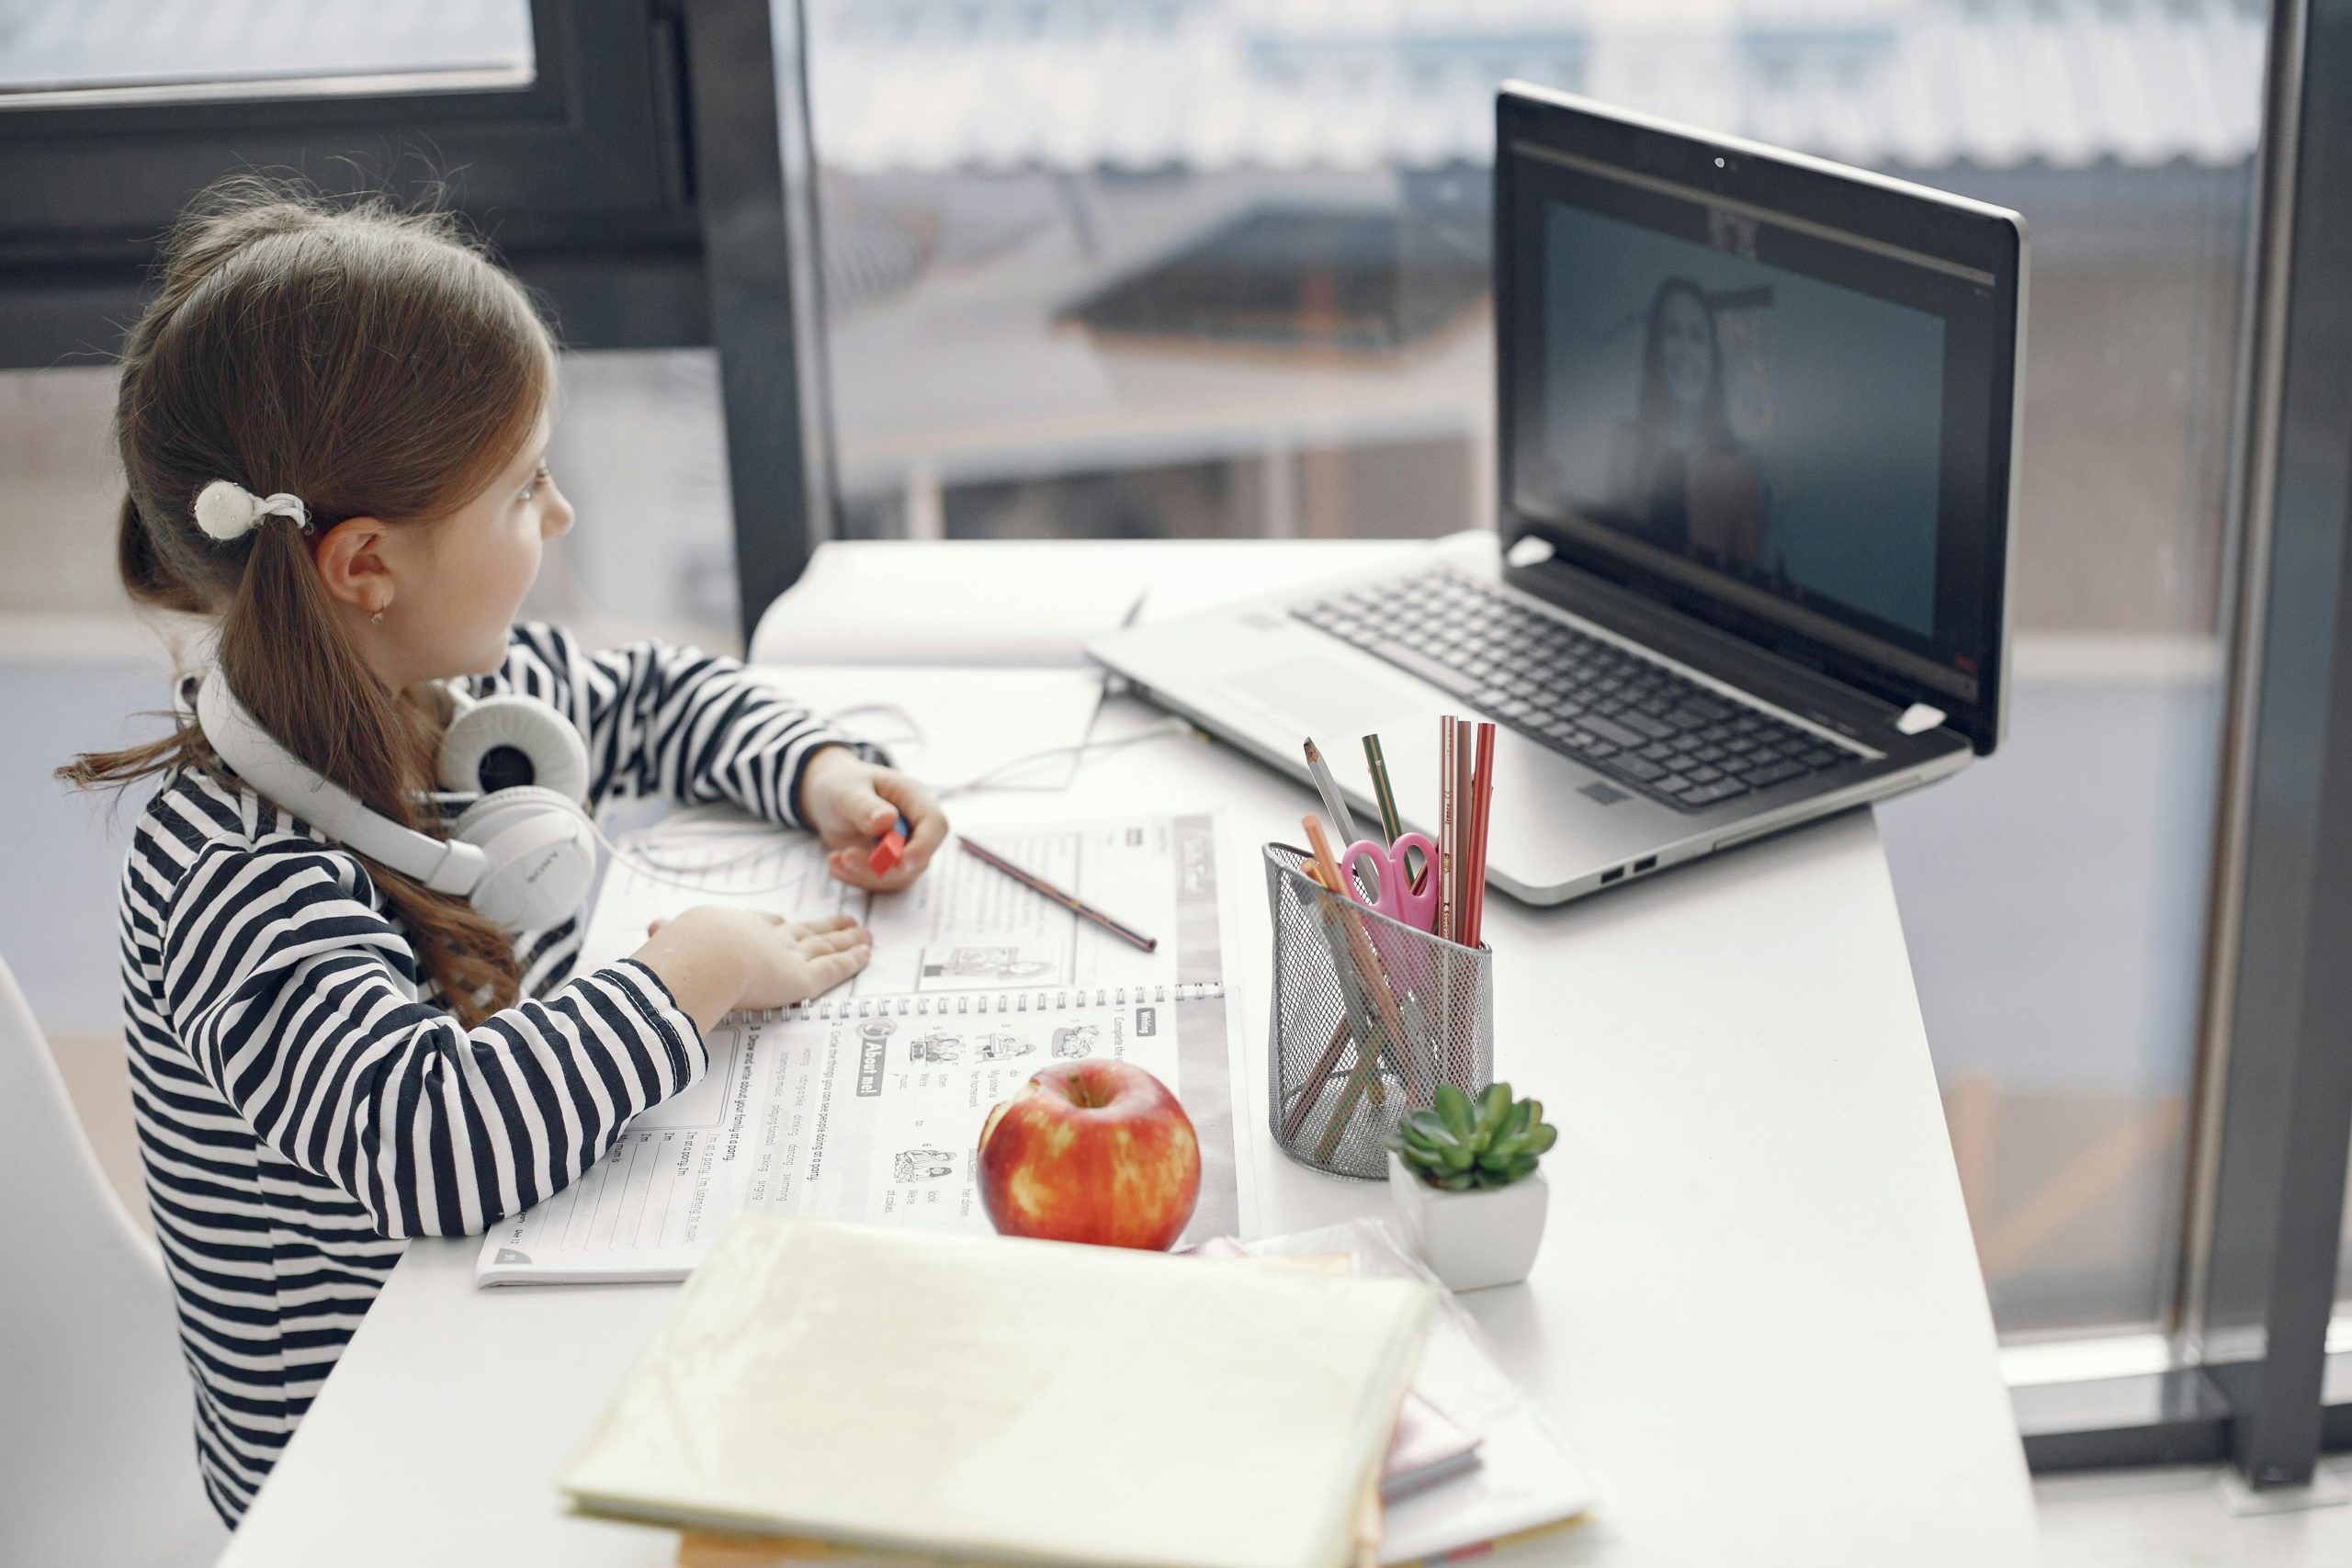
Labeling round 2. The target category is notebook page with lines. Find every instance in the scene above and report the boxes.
[475,810,1250,1284]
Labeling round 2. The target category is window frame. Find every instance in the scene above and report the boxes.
[0,0,831,641]
[2018,0,2352,1486]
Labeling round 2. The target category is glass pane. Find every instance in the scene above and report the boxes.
[530,350,742,655]
[0,362,119,619]
[807,0,2268,1339]
[0,0,533,100]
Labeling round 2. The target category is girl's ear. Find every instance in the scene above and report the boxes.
[313,516,396,615]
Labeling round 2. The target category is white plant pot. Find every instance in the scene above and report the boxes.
[1386,1151,1549,1292]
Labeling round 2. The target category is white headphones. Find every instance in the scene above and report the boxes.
[193,673,599,932]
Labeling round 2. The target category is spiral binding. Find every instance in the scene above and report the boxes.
[730,981,1225,1024]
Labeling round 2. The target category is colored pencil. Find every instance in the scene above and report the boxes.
[1465,720,1497,946]
[1283,1012,1358,1143]
[1296,860,1387,1122]
[957,838,1157,953]
[1304,814,1416,1161]
[1363,734,1404,843]
[1362,732,1427,891]
[1437,716,1459,944]
[1454,721,1476,942]
[1302,739,1362,849]
[1305,738,1374,899]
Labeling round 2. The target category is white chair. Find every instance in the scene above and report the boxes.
[0,953,227,1566]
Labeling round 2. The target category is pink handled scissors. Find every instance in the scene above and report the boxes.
[1340,834,1438,931]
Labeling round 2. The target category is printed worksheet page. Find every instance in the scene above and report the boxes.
[478,812,1245,1283]
[571,811,1199,997]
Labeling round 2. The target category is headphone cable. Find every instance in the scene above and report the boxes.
[582,716,1197,896]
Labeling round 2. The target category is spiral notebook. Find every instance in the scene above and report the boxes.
[475,810,1249,1285]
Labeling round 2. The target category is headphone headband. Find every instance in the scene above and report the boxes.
[193,673,489,897]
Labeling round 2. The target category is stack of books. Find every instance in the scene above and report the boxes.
[560,1218,1594,1568]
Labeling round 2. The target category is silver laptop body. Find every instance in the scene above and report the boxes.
[1091,85,2027,907]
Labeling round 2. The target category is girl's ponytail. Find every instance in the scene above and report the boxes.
[225,520,520,1018]
[62,177,555,1025]
[58,495,212,793]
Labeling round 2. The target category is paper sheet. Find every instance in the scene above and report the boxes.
[571,810,1196,997]
[478,811,1246,1284]
[1241,1220,1603,1564]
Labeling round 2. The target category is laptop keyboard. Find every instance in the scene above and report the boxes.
[1292,571,1862,812]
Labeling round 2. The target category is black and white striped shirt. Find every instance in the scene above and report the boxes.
[119,624,845,1526]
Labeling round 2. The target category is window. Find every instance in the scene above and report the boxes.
[0,0,533,103]
[803,0,2270,1339]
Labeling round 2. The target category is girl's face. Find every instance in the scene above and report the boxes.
[370,400,574,685]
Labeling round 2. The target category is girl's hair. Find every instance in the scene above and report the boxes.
[60,177,558,1025]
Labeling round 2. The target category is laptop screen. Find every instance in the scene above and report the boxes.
[1498,94,2020,746]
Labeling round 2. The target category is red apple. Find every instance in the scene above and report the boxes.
[977,1060,1201,1250]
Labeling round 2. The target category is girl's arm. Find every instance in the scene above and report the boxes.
[164,838,721,1238]
[478,623,859,827]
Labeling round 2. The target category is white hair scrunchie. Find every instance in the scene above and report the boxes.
[193,479,310,542]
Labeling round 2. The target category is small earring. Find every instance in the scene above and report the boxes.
[370,611,384,626]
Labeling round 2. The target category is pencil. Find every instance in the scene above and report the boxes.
[1300,856,1432,1112]
[1283,1014,1358,1143]
[1452,720,1475,945]
[1302,739,1363,849]
[1283,861,1383,1140]
[1363,734,1405,842]
[956,838,1157,953]
[1362,732,1426,891]
[1305,739,1371,899]
[1437,716,1458,944]
[1466,720,1497,946]
[1303,814,1416,1161]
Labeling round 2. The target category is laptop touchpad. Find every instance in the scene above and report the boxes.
[1221,655,1430,737]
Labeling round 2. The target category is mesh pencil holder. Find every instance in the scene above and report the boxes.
[1263,842,1494,1180]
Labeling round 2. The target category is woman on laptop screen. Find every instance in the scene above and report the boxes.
[1606,276,1765,572]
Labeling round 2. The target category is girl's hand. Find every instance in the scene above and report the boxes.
[795,747,949,893]
[634,908,870,1035]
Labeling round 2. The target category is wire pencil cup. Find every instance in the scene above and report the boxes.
[1264,842,1494,1179]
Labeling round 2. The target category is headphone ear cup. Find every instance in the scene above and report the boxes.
[450,786,596,931]
[438,694,591,802]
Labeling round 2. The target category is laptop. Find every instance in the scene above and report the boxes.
[1088,84,2026,907]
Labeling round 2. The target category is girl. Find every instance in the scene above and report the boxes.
[61,181,949,1527]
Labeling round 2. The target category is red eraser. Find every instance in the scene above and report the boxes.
[866,814,912,875]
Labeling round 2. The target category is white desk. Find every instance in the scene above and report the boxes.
[221,543,2034,1567]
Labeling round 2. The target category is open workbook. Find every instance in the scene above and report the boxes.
[476,810,1249,1284]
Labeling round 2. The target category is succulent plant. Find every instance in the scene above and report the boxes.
[1391,1081,1557,1191]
